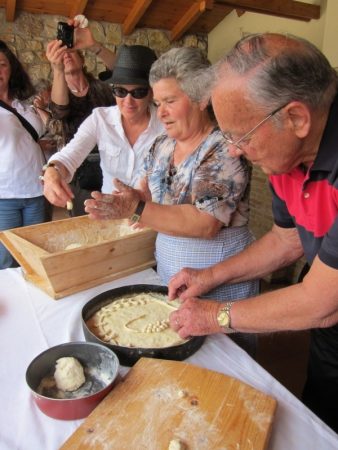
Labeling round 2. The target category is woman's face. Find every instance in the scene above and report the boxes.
[114,84,153,121]
[0,52,11,93]
[63,51,83,75]
[153,78,201,141]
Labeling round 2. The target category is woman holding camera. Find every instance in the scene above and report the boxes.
[45,25,116,215]
[42,44,163,209]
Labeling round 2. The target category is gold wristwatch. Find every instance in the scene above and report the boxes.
[216,301,235,333]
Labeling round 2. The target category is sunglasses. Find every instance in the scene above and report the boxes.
[112,86,149,99]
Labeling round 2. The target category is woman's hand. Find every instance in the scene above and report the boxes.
[68,18,96,50]
[169,298,221,339]
[84,179,140,220]
[46,40,67,70]
[43,167,73,208]
[168,266,218,300]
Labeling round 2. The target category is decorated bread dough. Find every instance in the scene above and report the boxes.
[86,293,187,348]
[54,357,85,392]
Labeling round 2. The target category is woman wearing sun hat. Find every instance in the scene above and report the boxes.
[42,44,164,209]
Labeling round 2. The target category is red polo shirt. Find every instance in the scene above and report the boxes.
[269,95,338,269]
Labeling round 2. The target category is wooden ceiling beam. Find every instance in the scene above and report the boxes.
[69,0,89,20]
[216,0,320,21]
[170,1,206,42]
[123,0,153,35]
[6,0,17,22]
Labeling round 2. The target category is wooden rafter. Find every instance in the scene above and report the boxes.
[123,0,153,35]
[170,1,206,42]
[69,0,89,20]
[6,0,17,22]
[205,0,214,9]
[217,0,320,21]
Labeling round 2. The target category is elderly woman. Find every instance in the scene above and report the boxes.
[85,47,259,354]
[42,45,163,209]
[0,40,46,268]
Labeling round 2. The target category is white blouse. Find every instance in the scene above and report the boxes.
[50,105,164,193]
[0,99,45,198]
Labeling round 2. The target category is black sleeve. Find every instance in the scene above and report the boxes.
[270,182,296,228]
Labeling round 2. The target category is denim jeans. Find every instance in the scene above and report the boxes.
[0,196,46,269]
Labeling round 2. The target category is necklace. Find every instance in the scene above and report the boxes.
[69,84,89,94]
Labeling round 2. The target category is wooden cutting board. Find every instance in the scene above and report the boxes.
[61,358,277,450]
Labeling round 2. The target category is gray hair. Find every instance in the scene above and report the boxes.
[211,33,338,112]
[149,47,210,103]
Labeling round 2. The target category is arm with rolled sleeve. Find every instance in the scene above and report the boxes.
[48,109,100,182]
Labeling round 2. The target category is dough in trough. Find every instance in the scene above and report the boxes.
[54,357,85,392]
[65,242,82,250]
[168,439,187,450]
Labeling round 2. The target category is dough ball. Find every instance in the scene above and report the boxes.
[66,200,73,211]
[74,14,88,28]
[54,357,85,392]
[168,439,187,450]
[65,242,82,250]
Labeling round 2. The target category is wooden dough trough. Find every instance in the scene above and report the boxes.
[0,216,157,299]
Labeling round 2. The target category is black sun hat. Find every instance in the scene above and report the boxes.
[106,45,157,86]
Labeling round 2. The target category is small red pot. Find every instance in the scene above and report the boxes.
[26,341,119,420]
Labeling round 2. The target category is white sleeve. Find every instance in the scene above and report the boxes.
[49,112,99,183]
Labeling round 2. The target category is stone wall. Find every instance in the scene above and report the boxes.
[0,10,207,83]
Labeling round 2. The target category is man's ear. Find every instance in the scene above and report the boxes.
[284,101,311,138]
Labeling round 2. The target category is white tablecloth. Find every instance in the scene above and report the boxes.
[0,267,337,450]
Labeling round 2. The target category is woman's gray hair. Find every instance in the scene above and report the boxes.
[149,47,210,102]
[212,33,338,112]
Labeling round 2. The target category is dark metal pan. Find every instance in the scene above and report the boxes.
[82,284,205,366]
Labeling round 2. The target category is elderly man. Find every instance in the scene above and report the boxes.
[168,33,338,432]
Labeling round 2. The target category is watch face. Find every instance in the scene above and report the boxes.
[129,213,140,224]
[217,311,230,328]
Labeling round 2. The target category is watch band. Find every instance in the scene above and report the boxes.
[217,301,236,333]
[42,162,61,174]
[39,162,62,183]
[130,200,146,223]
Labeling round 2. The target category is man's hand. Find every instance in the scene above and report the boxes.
[168,266,218,301]
[169,298,221,339]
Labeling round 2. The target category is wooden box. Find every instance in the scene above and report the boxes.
[0,216,157,299]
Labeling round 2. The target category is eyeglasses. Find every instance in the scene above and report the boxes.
[222,103,289,150]
[112,86,149,99]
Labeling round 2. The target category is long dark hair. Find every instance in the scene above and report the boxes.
[0,40,35,100]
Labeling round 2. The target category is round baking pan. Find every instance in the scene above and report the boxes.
[82,284,205,366]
